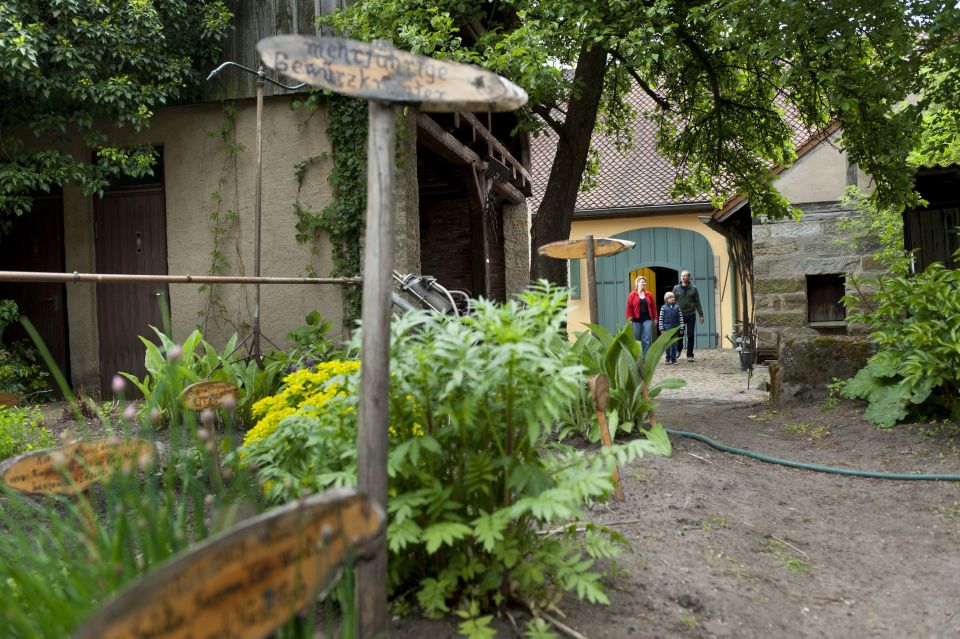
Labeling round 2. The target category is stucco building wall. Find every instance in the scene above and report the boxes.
[60,96,343,390]
[568,215,735,346]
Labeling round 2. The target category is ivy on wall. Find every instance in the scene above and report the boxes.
[198,103,251,335]
[292,93,368,323]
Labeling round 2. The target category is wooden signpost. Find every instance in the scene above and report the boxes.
[588,374,624,501]
[179,380,240,411]
[0,438,155,496]
[538,236,636,326]
[73,488,385,639]
[0,392,20,409]
[257,36,527,112]
[258,35,527,638]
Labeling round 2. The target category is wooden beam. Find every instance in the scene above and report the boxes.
[458,111,532,183]
[416,112,481,166]
[491,177,525,205]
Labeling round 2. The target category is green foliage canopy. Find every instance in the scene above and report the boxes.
[0,0,231,228]
[328,0,959,279]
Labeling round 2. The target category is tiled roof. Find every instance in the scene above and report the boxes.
[529,90,823,215]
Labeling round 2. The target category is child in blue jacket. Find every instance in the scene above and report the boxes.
[658,291,684,364]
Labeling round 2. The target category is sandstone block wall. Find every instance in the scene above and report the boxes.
[753,203,885,339]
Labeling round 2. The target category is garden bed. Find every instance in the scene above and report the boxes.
[392,398,960,638]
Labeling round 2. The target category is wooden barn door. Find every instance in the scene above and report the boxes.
[94,186,169,395]
[0,195,70,390]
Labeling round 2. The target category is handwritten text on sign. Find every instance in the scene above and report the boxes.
[257,36,528,112]
[180,380,240,411]
[0,438,155,495]
[73,488,385,639]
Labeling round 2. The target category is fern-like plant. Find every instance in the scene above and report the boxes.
[238,284,671,636]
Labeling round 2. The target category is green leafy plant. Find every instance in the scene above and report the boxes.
[120,326,282,425]
[0,406,54,460]
[238,285,671,632]
[570,323,685,441]
[0,300,50,398]
[841,251,960,427]
[0,348,270,638]
[269,311,348,373]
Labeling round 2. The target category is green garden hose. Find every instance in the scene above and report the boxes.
[666,429,960,481]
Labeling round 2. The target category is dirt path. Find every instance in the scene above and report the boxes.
[393,351,960,638]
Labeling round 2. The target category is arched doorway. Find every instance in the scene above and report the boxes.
[596,227,717,347]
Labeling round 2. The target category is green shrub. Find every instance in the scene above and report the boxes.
[0,406,54,460]
[0,300,50,398]
[842,251,960,427]
[569,323,685,441]
[237,285,671,634]
[120,327,283,425]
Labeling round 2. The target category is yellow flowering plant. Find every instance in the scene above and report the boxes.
[242,360,361,448]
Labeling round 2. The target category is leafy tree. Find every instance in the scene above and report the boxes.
[327,0,959,283]
[0,0,231,230]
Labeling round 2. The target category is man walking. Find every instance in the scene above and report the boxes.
[672,270,704,361]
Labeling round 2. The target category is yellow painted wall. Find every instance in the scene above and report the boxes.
[568,214,737,348]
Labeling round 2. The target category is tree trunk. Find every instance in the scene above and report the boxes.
[530,43,608,284]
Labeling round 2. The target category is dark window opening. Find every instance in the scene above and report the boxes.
[806,274,846,324]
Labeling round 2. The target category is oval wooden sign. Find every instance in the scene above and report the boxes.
[257,35,528,112]
[538,238,636,260]
[0,392,20,408]
[0,438,155,495]
[179,380,240,411]
[74,488,385,639]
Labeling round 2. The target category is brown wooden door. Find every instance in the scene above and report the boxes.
[0,196,70,392]
[94,186,169,395]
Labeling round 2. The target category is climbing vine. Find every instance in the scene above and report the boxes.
[292,93,368,323]
[198,104,250,335]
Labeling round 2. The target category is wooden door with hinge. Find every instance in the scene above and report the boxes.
[0,195,70,394]
[94,186,169,396]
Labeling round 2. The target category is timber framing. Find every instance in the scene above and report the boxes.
[416,112,529,205]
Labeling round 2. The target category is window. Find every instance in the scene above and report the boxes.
[806,274,846,324]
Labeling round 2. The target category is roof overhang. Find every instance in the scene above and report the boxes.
[571,202,714,221]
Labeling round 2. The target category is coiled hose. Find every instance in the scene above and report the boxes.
[666,429,960,481]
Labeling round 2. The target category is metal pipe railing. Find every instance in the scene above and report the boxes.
[0,270,362,285]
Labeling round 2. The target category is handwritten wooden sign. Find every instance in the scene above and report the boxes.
[538,238,636,260]
[179,380,239,411]
[73,488,385,639]
[0,392,20,409]
[257,36,528,112]
[0,438,155,495]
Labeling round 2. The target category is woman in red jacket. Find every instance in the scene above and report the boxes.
[625,275,658,359]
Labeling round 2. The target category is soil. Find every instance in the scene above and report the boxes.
[391,363,960,638]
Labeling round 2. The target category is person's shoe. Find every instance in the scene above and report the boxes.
[687,355,694,362]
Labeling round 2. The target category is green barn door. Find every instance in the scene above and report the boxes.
[596,227,717,348]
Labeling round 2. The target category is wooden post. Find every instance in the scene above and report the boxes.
[589,374,624,501]
[252,68,264,360]
[585,234,599,326]
[356,97,397,639]
[255,35,528,636]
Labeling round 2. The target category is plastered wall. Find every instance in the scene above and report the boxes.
[61,96,344,390]
[568,215,735,347]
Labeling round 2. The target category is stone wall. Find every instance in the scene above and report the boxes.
[772,332,876,403]
[753,202,885,342]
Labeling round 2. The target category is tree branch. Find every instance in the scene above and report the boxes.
[533,104,565,135]
[609,51,674,113]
